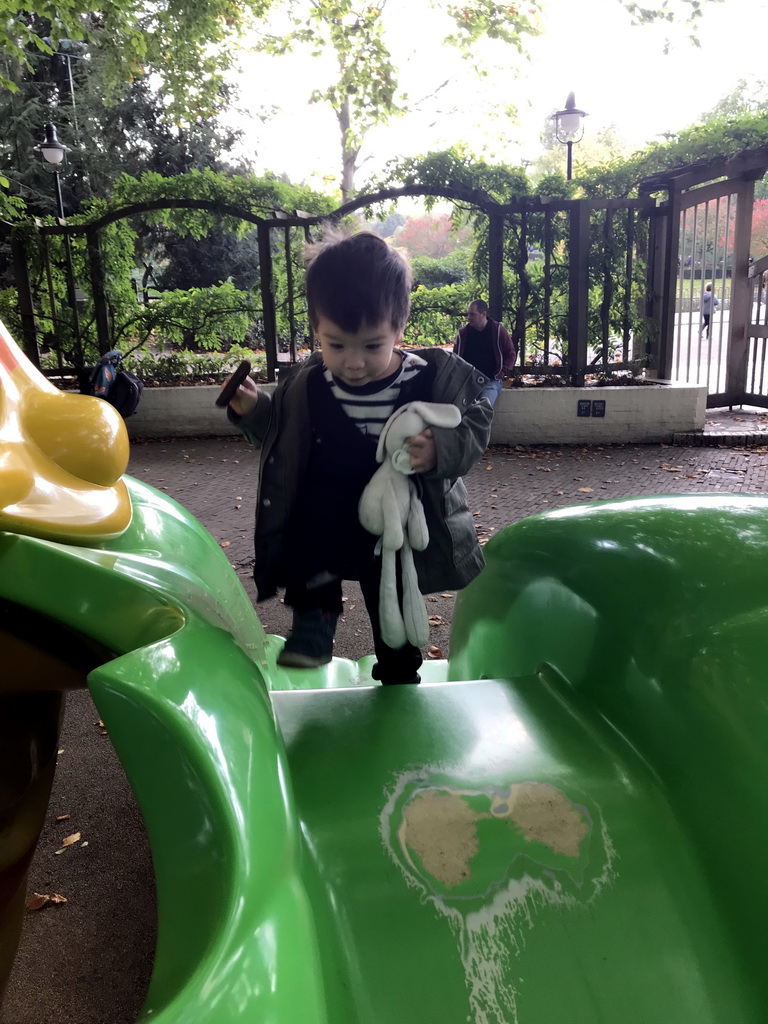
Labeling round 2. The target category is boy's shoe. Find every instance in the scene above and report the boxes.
[372,658,422,686]
[277,608,337,669]
[381,674,421,686]
[277,649,333,669]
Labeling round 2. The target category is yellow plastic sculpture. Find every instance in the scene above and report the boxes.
[0,320,131,542]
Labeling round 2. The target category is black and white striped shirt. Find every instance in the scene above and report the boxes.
[323,351,427,438]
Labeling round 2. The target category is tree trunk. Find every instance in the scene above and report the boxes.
[337,96,359,202]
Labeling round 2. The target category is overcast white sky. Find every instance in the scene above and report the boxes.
[229,0,767,189]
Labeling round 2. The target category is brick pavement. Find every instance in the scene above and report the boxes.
[6,434,768,1024]
[127,434,768,553]
[126,435,768,662]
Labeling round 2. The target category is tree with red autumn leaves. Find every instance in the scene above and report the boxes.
[751,199,768,259]
[394,214,472,259]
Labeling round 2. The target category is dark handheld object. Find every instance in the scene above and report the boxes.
[215,360,252,408]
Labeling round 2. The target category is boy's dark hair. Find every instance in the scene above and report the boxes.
[305,229,412,334]
[471,299,489,314]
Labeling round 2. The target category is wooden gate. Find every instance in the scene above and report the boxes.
[640,145,768,407]
[7,185,657,386]
[9,147,768,391]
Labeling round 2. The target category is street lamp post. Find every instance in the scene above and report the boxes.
[35,123,82,358]
[551,93,588,180]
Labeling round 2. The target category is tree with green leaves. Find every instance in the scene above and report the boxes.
[696,80,768,198]
[699,78,768,121]
[531,121,629,183]
[251,0,716,198]
[255,0,543,198]
[1,2,272,121]
[3,0,720,203]
[1,36,249,221]
[0,31,263,326]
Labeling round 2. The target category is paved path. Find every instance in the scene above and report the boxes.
[4,434,768,1024]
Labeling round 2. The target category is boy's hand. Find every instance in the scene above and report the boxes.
[224,374,259,416]
[407,428,437,473]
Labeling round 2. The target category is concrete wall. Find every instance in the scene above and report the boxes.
[127,385,242,439]
[490,380,707,445]
[127,380,707,444]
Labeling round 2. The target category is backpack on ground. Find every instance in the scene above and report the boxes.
[89,350,143,418]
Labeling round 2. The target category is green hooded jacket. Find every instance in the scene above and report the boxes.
[231,348,493,600]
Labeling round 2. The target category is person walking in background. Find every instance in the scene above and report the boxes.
[701,283,719,339]
[453,300,516,407]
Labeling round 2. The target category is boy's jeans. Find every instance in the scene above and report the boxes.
[284,565,423,684]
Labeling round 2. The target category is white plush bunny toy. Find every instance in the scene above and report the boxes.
[358,401,462,650]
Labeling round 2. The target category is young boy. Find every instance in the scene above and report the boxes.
[225,230,493,684]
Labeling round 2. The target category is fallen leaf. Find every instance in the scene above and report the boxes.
[61,832,81,847]
[428,616,444,626]
[427,646,443,659]
[555,490,564,495]
[220,541,231,548]
[56,814,70,821]
[578,487,593,493]
[440,592,454,598]
[27,891,68,909]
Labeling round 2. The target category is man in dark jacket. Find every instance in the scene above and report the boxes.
[453,300,516,407]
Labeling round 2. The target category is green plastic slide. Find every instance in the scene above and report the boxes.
[1,303,765,1024]
[4,476,768,1021]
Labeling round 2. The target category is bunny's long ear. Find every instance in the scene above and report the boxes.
[407,401,462,429]
[376,405,411,463]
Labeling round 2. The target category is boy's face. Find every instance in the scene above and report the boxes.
[314,314,402,387]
